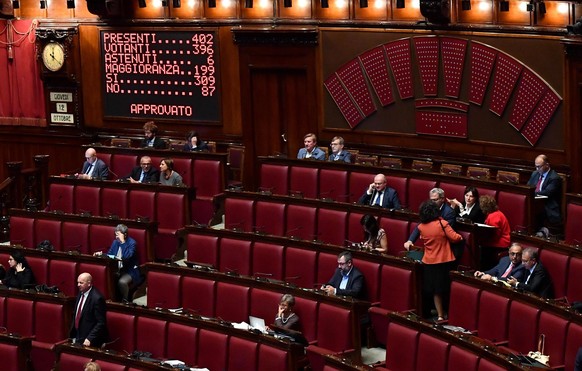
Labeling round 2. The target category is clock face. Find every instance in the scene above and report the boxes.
[42,42,65,72]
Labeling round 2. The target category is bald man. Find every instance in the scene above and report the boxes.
[77,148,109,180]
[70,273,108,347]
[358,174,401,210]
[526,154,562,233]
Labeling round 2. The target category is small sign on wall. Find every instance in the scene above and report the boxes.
[48,89,78,127]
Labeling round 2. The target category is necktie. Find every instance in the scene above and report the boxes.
[501,262,513,278]
[536,175,543,192]
[374,191,383,206]
[139,171,145,182]
[75,293,85,329]
[85,164,93,175]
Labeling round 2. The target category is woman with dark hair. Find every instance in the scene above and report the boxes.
[447,186,485,223]
[360,214,388,253]
[159,158,183,186]
[412,201,462,321]
[0,250,35,289]
[274,294,300,330]
[183,131,209,152]
[479,194,511,268]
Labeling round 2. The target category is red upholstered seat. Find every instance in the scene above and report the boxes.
[101,188,128,219]
[385,322,419,371]
[565,322,582,371]
[215,282,250,323]
[477,291,510,343]
[348,171,376,204]
[294,297,318,344]
[539,249,567,299]
[229,336,259,371]
[62,222,90,254]
[258,344,289,371]
[260,164,289,195]
[147,271,182,309]
[186,234,219,267]
[354,259,380,303]
[90,224,114,255]
[250,289,281,326]
[316,252,339,289]
[417,333,450,371]
[78,262,112,300]
[49,260,77,296]
[504,300,540,354]
[48,183,74,213]
[285,204,316,241]
[111,154,138,180]
[57,353,91,370]
[407,179,437,212]
[478,187,498,200]
[478,358,509,371]
[197,329,228,371]
[565,203,582,245]
[252,242,284,280]
[289,166,319,199]
[319,169,348,202]
[172,158,193,187]
[155,192,187,260]
[99,153,112,169]
[255,201,286,235]
[26,256,48,286]
[285,246,317,289]
[386,175,408,209]
[438,182,465,203]
[31,301,68,371]
[136,317,168,358]
[182,276,216,317]
[448,346,479,371]
[496,191,526,230]
[128,190,156,221]
[218,238,252,276]
[106,311,136,353]
[378,217,409,256]
[537,311,568,367]
[166,323,198,366]
[224,198,254,232]
[0,296,5,327]
[129,228,150,265]
[0,343,21,371]
[34,219,62,251]
[74,185,101,216]
[192,159,224,223]
[316,208,347,246]
[448,281,480,331]
[6,298,34,337]
[316,303,353,352]
[9,216,35,247]
[345,211,366,246]
[567,257,582,302]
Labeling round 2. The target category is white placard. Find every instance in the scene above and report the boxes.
[51,113,74,123]
[50,92,73,102]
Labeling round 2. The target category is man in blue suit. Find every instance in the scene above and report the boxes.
[328,136,352,163]
[358,173,401,210]
[77,148,109,180]
[527,154,562,234]
[474,243,526,282]
[297,133,325,160]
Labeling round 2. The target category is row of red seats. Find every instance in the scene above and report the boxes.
[0,334,31,371]
[104,303,302,371]
[0,292,74,371]
[9,212,154,265]
[447,272,582,370]
[259,161,531,230]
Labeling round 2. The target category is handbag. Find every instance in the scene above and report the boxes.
[527,334,550,366]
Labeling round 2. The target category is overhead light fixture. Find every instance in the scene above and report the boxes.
[245,0,253,7]
[208,0,216,7]
[321,0,328,7]
[538,0,545,14]
[396,0,404,8]
[138,0,146,7]
[499,0,509,11]
[40,0,46,8]
[283,0,292,7]
[461,0,470,10]
[12,0,19,8]
[67,0,75,8]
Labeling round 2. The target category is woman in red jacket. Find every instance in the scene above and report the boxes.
[479,195,511,269]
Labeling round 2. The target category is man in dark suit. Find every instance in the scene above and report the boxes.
[474,243,526,282]
[127,156,160,183]
[140,121,167,149]
[507,248,554,299]
[328,136,352,163]
[70,272,108,347]
[404,188,456,250]
[77,148,109,180]
[321,251,366,299]
[527,154,562,233]
[358,173,401,210]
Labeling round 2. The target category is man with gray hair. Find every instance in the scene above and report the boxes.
[474,243,526,282]
[328,136,352,163]
[507,247,554,298]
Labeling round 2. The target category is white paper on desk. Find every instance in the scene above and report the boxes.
[535,195,549,199]
[190,368,210,371]
[168,307,183,313]
[443,325,472,334]
[232,321,251,330]
[163,360,186,366]
[475,223,496,228]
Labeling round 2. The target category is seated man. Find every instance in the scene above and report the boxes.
[321,251,366,299]
[141,121,167,149]
[328,136,352,163]
[297,133,325,160]
[76,148,109,180]
[474,243,526,282]
[507,247,554,299]
[358,173,401,209]
[527,154,562,235]
[127,156,160,183]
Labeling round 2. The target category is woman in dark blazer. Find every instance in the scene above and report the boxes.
[183,131,209,152]
[448,186,485,223]
[0,250,35,289]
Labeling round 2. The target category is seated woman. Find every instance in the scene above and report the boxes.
[360,214,388,253]
[479,195,511,269]
[274,294,300,331]
[183,131,209,152]
[159,158,183,186]
[447,186,485,223]
[0,250,36,289]
[96,224,141,302]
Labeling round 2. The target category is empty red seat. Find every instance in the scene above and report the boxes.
[448,281,480,331]
[224,198,254,232]
[448,345,479,371]
[504,300,540,354]
[565,322,582,371]
[478,358,509,371]
[48,183,74,213]
[385,322,419,371]
[294,297,318,344]
[31,301,68,371]
[316,303,353,352]
[289,166,319,199]
[62,222,90,254]
[316,252,339,289]
[49,260,77,296]
[319,169,348,202]
[74,185,101,216]
[218,238,252,276]
[111,154,138,180]
[260,164,289,195]
[537,311,568,367]
[106,311,136,353]
[285,246,317,289]
[345,211,366,245]
[136,317,167,359]
[129,228,150,265]
[258,343,289,371]
[101,188,128,219]
[90,224,115,255]
[565,203,582,245]
[255,201,286,235]
[186,233,219,267]
[386,175,408,209]
[155,192,188,260]
[147,271,182,309]
[9,216,35,247]
[285,205,316,241]
[6,298,34,337]
[0,343,20,371]
[539,249,568,299]
[192,159,224,223]
[197,329,228,371]
[316,208,347,246]
[215,282,250,323]
[356,259,381,303]
[477,290,510,343]
[26,256,48,286]
[252,242,284,280]
[378,217,409,256]
[34,219,62,251]
[496,191,526,230]
[166,322,198,366]
[182,276,216,317]
[417,333,449,371]
[407,179,437,212]
[567,257,582,302]
[172,158,193,187]
[229,336,259,371]
[128,190,156,221]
